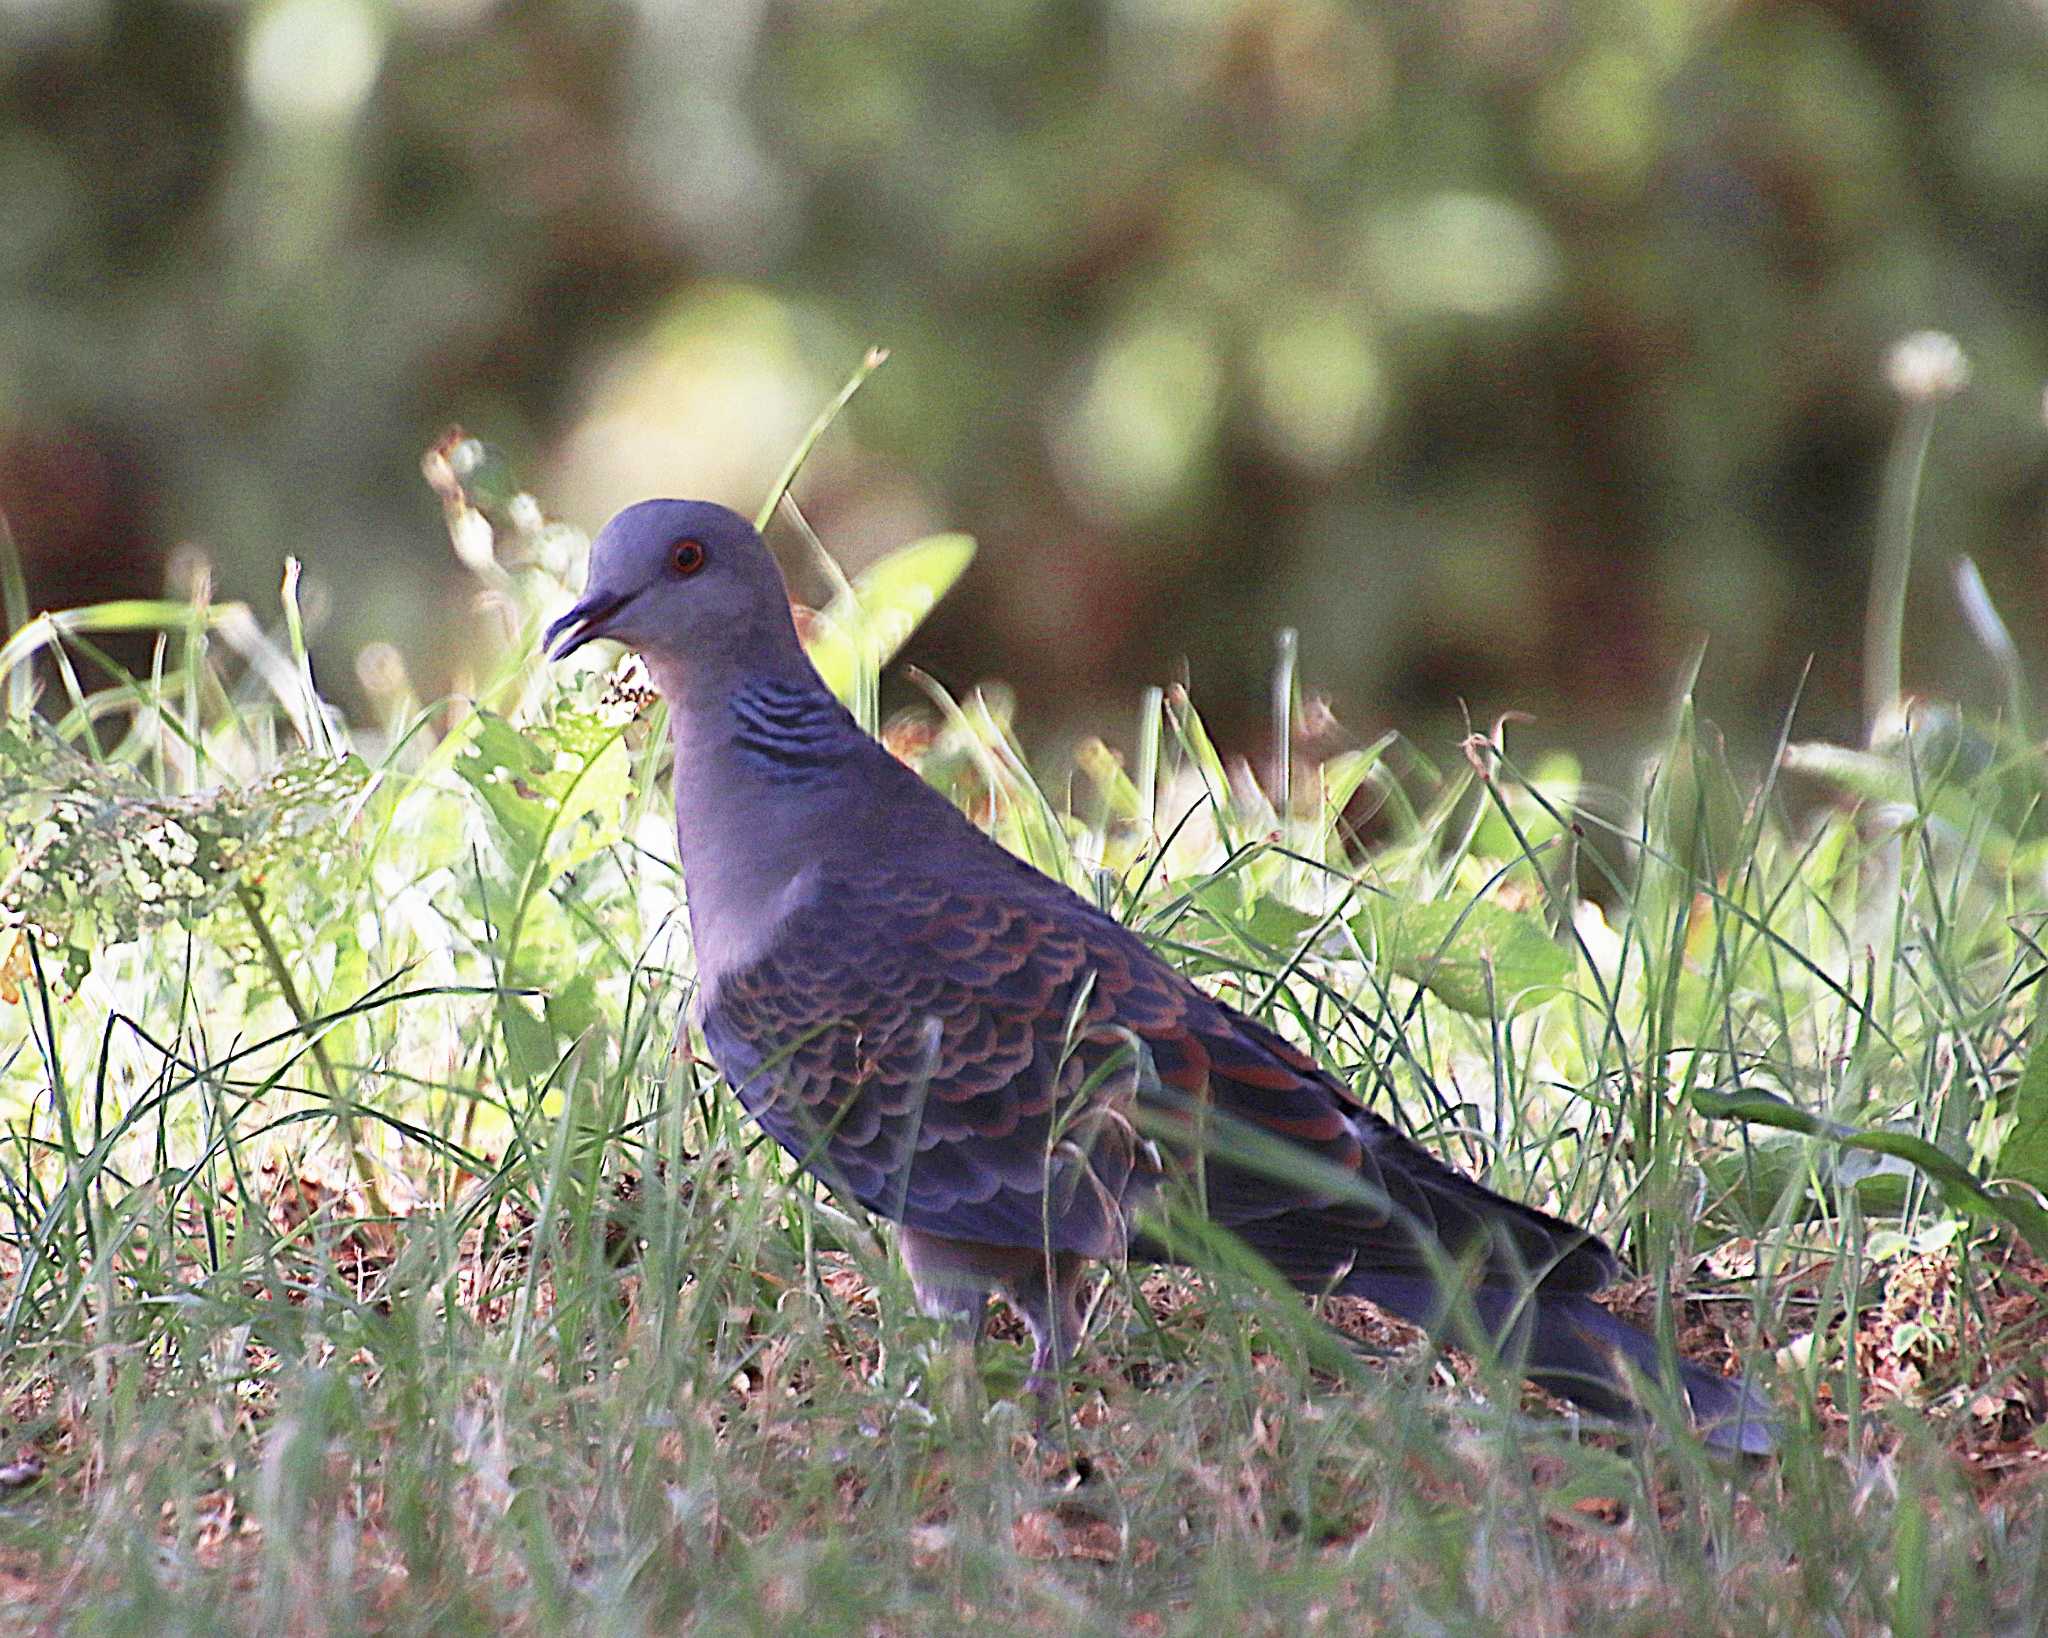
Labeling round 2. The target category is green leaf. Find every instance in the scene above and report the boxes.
[453,705,632,1082]
[1163,685,1235,844]
[1693,1085,2048,1256]
[805,533,976,704]
[1785,705,2046,846]
[1187,878,1321,953]
[1469,749,1579,866]
[1649,703,1743,884]
[1361,898,1573,1016]
[543,971,602,1040]
[1317,742,1390,821]
[1781,742,1955,811]
[1700,1130,1912,1230]
[2000,982,2048,1197]
[497,998,560,1088]
[454,707,630,881]
[1076,736,1142,825]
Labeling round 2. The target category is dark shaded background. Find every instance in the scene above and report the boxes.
[6,0,2048,777]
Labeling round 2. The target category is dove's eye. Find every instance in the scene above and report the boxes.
[671,539,707,576]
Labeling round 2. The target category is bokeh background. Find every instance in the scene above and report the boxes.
[7,0,2048,779]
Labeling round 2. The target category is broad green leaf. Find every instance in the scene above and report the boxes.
[1187,878,1321,953]
[2000,982,2048,1196]
[805,533,976,703]
[497,998,558,1085]
[1781,742,1903,804]
[1361,898,1574,1016]
[1469,749,1580,866]
[454,705,631,1080]
[1701,1131,1912,1230]
[543,970,602,1040]
[454,707,630,881]
[1692,1085,2048,1256]
[1785,707,2044,845]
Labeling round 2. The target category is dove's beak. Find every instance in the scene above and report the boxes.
[545,590,629,660]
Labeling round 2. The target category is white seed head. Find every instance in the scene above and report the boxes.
[1885,331,1969,404]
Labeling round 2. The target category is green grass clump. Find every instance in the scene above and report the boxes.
[2,386,2046,1634]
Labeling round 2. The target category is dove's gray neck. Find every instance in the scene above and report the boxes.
[647,642,877,983]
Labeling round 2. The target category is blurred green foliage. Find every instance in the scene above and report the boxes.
[5,0,2048,769]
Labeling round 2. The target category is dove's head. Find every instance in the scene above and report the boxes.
[545,499,804,678]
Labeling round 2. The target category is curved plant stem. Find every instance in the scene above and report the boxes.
[1864,397,1941,742]
[235,881,392,1223]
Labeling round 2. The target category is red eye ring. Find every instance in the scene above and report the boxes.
[671,539,706,576]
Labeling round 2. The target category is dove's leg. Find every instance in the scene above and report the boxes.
[898,1230,1094,1399]
[897,1227,998,1343]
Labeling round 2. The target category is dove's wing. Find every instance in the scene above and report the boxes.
[701,865,1172,1256]
[698,859,1614,1292]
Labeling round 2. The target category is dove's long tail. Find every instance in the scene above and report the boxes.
[1166,1008,1778,1454]
[1325,1269,1776,1454]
